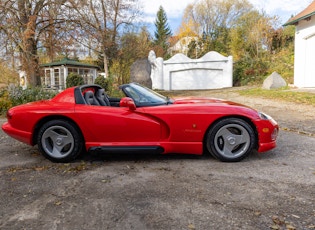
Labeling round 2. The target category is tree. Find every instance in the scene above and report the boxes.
[177,4,199,38]
[178,0,288,85]
[229,10,276,60]
[269,26,295,83]
[39,3,77,62]
[180,0,253,55]
[110,27,153,84]
[154,6,172,57]
[229,10,278,85]
[0,0,68,86]
[68,0,141,77]
[0,59,18,85]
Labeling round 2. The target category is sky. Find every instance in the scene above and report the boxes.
[140,0,313,34]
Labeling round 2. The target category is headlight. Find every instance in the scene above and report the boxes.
[259,112,277,124]
[271,128,279,140]
[258,112,269,120]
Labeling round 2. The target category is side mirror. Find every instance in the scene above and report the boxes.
[119,97,136,111]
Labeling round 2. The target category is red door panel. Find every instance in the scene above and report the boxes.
[74,105,161,143]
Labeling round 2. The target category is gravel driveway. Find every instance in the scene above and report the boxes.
[0,89,315,230]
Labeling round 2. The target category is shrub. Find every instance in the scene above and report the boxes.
[94,76,110,92]
[0,86,58,116]
[66,73,84,88]
[233,57,268,86]
[0,89,12,115]
[7,85,57,106]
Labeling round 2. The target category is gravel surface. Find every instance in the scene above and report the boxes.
[0,89,315,230]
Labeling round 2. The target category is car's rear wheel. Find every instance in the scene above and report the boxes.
[206,118,256,162]
[37,120,84,163]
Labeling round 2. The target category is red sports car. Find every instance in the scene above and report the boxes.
[2,83,278,163]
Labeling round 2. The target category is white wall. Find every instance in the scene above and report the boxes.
[294,18,315,87]
[149,51,233,90]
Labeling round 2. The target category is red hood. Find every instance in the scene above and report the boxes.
[173,97,246,107]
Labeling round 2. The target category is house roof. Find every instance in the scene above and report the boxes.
[283,1,315,26]
[41,57,99,69]
[168,36,180,47]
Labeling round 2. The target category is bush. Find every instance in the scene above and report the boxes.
[94,76,111,91]
[66,73,84,88]
[233,57,268,86]
[0,89,12,115]
[7,85,57,106]
[0,86,57,116]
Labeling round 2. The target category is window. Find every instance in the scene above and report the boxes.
[68,68,78,74]
[54,69,60,87]
[45,69,51,87]
[60,68,65,89]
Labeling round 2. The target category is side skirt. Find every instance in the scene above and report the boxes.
[89,146,164,155]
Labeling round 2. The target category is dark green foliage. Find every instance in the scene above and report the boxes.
[110,27,153,85]
[233,57,268,86]
[0,89,12,115]
[0,86,57,115]
[66,73,84,88]
[94,76,110,92]
[8,86,57,106]
[154,6,172,57]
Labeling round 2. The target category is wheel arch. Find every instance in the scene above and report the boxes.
[203,115,259,152]
[32,115,85,146]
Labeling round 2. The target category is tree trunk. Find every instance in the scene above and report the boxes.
[22,15,41,86]
[21,49,40,86]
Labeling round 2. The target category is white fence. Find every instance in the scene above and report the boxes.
[149,51,233,90]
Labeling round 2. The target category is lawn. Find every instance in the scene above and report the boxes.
[238,87,315,106]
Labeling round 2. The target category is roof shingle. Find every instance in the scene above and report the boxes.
[41,57,99,68]
[283,1,315,26]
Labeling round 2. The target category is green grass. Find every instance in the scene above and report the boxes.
[238,88,315,105]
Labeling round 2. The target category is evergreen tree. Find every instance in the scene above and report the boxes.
[154,6,172,57]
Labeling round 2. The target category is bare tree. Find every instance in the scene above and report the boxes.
[183,0,252,38]
[68,0,141,77]
[38,1,71,62]
[0,0,68,86]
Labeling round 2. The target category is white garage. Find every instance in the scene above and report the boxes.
[284,1,315,88]
[149,51,233,91]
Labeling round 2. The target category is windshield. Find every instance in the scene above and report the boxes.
[121,83,171,107]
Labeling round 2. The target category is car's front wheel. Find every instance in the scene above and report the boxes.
[206,118,256,162]
[37,120,84,163]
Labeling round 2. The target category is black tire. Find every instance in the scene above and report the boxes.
[206,118,256,162]
[37,119,84,163]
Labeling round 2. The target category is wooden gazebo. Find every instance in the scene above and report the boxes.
[41,58,99,90]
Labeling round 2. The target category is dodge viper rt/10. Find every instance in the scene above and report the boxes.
[2,83,278,163]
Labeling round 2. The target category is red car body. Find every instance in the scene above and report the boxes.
[2,83,279,162]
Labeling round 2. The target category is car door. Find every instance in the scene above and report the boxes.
[74,105,162,144]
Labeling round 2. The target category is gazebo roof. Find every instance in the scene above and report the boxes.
[283,1,315,26]
[41,57,99,69]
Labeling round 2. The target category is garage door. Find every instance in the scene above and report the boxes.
[169,69,223,90]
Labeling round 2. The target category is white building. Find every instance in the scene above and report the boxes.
[168,36,199,56]
[284,1,315,88]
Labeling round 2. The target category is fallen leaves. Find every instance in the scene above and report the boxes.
[270,215,297,230]
[310,167,315,175]
[58,162,89,173]
[55,201,62,206]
